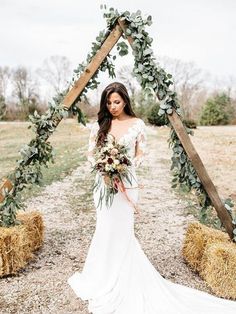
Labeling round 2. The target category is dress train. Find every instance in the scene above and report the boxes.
[68,170,236,314]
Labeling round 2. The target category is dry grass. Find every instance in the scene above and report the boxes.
[0,119,89,200]
[189,125,236,202]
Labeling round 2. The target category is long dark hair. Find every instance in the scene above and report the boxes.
[96,82,136,147]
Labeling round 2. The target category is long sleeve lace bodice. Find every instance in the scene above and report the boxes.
[86,118,147,168]
[86,121,99,167]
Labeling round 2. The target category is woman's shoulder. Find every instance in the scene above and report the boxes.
[132,117,146,128]
[127,118,146,137]
[90,120,99,127]
[88,120,99,134]
[129,117,145,124]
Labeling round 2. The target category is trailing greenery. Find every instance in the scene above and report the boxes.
[1,5,235,241]
[146,103,168,126]
[200,93,235,126]
[168,127,213,221]
[0,10,125,227]
[101,6,236,240]
[0,93,67,226]
[182,118,197,129]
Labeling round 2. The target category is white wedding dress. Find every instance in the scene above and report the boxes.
[68,118,236,314]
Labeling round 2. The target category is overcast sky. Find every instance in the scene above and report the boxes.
[0,0,235,99]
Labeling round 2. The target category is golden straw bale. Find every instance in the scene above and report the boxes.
[0,224,32,276]
[17,210,44,251]
[200,242,236,299]
[182,221,230,272]
[0,211,44,277]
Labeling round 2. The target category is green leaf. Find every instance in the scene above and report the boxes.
[143,48,152,56]
[225,203,232,212]
[147,15,152,26]
[126,28,132,36]
[158,109,165,116]
[160,103,169,109]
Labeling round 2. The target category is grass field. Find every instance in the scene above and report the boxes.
[0,120,236,205]
[0,119,90,200]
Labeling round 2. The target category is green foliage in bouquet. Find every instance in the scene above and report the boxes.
[91,135,136,210]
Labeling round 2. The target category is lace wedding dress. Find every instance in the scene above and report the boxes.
[68,118,236,314]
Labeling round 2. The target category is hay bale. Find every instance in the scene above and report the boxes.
[200,242,236,299]
[0,224,32,276]
[17,210,44,250]
[182,221,230,272]
[0,211,44,277]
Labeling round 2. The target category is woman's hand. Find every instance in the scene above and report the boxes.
[132,155,143,168]
[103,174,112,186]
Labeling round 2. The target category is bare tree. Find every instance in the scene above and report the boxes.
[117,65,140,105]
[0,66,11,119]
[157,55,205,120]
[0,66,11,98]
[37,55,72,94]
[11,66,40,117]
[213,75,236,99]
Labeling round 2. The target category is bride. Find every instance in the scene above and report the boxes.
[67,82,236,313]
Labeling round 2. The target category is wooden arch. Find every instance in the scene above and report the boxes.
[0,18,234,240]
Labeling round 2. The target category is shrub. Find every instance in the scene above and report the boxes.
[147,103,168,126]
[183,118,197,129]
[200,93,234,126]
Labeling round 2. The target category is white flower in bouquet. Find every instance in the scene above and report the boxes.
[91,135,137,210]
[114,159,120,165]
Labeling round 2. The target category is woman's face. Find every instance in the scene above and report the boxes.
[106,92,126,118]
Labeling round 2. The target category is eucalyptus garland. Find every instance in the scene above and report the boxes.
[0,92,68,226]
[1,6,235,241]
[101,6,236,240]
[0,31,117,227]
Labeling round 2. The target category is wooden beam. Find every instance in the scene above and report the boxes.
[0,178,13,203]
[0,23,124,204]
[63,24,123,108]
[118,18,234,239]
[168,111,234,238]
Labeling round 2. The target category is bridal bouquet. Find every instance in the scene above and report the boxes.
[91,135,138,211]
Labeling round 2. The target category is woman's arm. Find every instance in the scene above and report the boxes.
[133,120,147,168]
[86,122,99,167]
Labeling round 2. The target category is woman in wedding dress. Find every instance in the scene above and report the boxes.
[67,82,236,314]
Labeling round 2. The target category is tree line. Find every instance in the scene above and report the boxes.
[0,55,235,126]
[118,57,236,127]
[0,55,72,121]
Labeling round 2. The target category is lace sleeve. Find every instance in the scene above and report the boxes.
[133,119,147,168]
[86,121,99,167]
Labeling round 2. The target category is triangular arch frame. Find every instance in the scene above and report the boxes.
[0,15,234,240]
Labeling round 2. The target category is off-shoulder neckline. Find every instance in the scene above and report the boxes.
[107,118,142,143]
